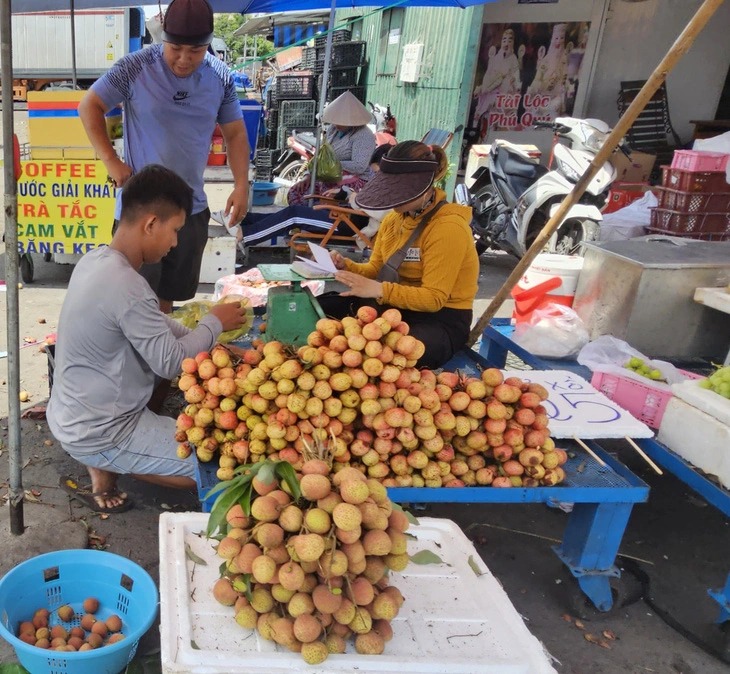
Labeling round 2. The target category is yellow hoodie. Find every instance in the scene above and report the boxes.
[344,188,478,312]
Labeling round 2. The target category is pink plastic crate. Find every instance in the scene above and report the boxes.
[590,370,704,430]
[671,150,730,172]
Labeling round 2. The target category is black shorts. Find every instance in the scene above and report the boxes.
[138,208,211,302]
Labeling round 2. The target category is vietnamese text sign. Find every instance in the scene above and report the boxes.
[471,21,590,141]
[503,370,654,439]
[17,160,117,256]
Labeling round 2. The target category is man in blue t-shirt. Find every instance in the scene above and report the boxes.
[79,0,249,313]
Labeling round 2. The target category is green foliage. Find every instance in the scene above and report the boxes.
[0,665,31,674]
[213,13,274,65]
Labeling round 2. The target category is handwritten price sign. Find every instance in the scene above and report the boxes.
[503,370,653,439]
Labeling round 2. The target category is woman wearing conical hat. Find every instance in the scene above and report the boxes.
[288,91,377,205]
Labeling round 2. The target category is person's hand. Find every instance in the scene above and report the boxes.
[330,251,347,270]
[225,184,249,226]
[105,157,133,188]
[336,270,383,300]
[209,300,247,333]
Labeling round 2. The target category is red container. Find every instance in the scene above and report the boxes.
[591,370,703,430]
[655,186,730,214]
[207,152,227,166]
[671,149,730,172]
[602,182,652,214]
[661,166,730,193]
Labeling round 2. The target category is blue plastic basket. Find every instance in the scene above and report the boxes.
[0,549,159,674]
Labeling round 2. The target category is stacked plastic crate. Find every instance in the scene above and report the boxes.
[301,30,368,105]
[649,150,730,241]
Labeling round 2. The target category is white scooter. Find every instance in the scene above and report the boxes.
[458,117,625,258]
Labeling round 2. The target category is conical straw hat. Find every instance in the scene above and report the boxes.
[321,91,372,126]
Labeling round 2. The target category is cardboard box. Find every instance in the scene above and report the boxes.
[610,151,656,183]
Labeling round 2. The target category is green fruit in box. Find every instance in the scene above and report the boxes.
[648,369,663,380]
[629,357,643,369]
[699,379,712,389]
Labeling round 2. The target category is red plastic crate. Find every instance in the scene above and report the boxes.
[671,149,730,172]
[655,186,730,213]
[661,166,730,193]
[591,370,703,430]
[649,208,730,236]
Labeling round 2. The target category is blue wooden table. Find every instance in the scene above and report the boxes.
[480,318,730,624]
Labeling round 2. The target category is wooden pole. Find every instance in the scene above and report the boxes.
[467,0,727,348]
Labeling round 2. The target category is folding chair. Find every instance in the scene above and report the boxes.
[287,196,374,261]
[421,128,454,150]
[617,80,682,172]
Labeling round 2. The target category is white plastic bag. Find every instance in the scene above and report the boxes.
[512,304,589,359]
[577,335,690,388]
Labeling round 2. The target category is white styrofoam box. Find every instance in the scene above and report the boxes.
[658,397,730,489]
[159,513,557,674]
[671,379,730,427]
[200,236,236,284]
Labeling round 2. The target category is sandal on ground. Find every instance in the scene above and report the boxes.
[58,474,133,514]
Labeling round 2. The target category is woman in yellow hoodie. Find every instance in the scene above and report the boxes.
[318,140,479,368]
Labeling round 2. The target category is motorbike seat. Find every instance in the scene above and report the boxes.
[502,153,549,180]
[295,132,317,149]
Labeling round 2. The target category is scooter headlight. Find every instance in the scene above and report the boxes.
[585,131,607,153]
[557,157,582,183]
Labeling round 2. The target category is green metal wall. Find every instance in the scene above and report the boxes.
[337,5,482,193]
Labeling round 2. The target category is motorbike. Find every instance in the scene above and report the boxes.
[456,117,625,258]
[368,102,397,146]
[272,103,397,183]
[272,130,317,183]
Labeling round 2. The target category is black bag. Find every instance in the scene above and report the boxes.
[376,201,446,283]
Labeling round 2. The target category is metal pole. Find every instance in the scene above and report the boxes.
[1,0,25,535]
[308,0,336,196]
[70,0,77,89]
[466,0,727,348]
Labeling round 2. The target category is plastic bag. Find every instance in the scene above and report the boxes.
[512,304,589,359]
[577,335,691,388]
[170,296,253,343]
[312,141,343,184]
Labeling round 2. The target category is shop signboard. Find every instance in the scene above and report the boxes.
[16,160,116,256]
[471,21,591,141]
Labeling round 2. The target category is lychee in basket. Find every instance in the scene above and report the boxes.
[0,549,158,674]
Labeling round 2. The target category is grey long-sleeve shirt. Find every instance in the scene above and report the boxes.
[326,125,376,179]
[47,247,222,454]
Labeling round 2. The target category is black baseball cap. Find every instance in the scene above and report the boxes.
[162,0,214,46]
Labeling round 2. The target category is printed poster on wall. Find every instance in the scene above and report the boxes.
[470,21,591,142]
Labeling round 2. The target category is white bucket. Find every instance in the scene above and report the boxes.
[520,253,584,296]
[511,253,584,324]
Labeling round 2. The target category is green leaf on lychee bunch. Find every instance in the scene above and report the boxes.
[257,461,276,486]
[275,460,302,501]
[218,561,228,578]
[206,480,250,538]
[409,550,445,565]
[184,542,208,566]
[391,502,420,526]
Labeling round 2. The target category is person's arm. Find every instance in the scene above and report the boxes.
[382,214,473,312]
[339,128,376,176]
[78,90,133,188]
[163,313,192,339]
[219,70,250,224]
[338,212,396,279]
[220,118,250,224]
[121,296,222,380]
